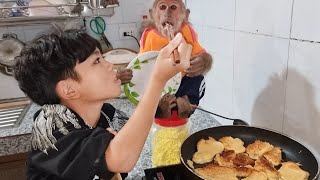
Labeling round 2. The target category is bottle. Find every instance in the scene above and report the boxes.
[151,111,191,167]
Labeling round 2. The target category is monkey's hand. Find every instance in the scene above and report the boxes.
[186,53,213,77]
[177,95,196,119]
[158,94,177,118]
[116,69,133,85]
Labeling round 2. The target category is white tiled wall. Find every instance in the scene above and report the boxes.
[235,0,293,38]
[201,28,234,125]
[187,0,320,159]
[291,0,320,42]
[233,32,288,132]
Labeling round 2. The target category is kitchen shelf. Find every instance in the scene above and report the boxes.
[0,1,117,26]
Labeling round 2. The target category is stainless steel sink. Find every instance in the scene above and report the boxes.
[0,98,31,129]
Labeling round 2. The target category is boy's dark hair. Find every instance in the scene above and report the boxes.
[14,29,102,105]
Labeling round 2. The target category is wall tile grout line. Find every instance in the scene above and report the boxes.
[232,0,237,122]
[282,0,296,132]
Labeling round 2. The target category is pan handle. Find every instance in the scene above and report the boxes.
[194,107,249,126]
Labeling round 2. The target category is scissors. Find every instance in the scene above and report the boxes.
[90,16,113,49]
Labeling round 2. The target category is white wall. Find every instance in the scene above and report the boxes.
[187,0,320,159]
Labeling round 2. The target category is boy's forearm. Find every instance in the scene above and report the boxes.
[105,78,165,172]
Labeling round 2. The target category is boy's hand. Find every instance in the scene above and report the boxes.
[107,128,117,136]
[158,93,177,118]
[152,33,192,84]
[177,95,196,119]
[116,69,133,84]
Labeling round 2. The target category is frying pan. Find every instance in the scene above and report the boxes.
[180,126,319,180]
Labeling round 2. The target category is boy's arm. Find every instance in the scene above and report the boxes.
[105,33,192,173]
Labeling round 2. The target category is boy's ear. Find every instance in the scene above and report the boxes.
[56,79,80,100]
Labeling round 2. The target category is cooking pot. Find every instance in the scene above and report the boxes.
[180,125,319,180]
[0,33,24,75]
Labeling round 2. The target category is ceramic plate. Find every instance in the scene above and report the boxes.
[123,51,182,105]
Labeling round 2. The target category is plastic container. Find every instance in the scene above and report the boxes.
[151,111,191,167]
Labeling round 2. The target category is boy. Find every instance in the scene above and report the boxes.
[14,29,191,180]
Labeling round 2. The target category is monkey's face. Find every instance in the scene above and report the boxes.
[153,0,186,37]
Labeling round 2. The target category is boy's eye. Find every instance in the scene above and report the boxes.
[94,58,101,64]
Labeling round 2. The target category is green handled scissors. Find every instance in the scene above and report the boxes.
[90,16,113,49]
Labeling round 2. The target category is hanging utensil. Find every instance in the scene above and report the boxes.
[0,33,25,75]
[90,16,113,49]
[194,107,249,126]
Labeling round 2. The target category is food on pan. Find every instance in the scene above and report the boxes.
[242,170,268,180]
[193,151,215,164]
[214,150,236,167]
[232,153,255,167]
[246,140,274,159]
[197,137,224,156]
[263,147,282,166]
[254,157,280,180]
[278,162,310,180]
[194,163,238,180]
[192,137,224,164]
[219,136,246,154]
[235,166,254,178]
[188,136,310,180]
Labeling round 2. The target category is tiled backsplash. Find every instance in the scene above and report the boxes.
[187,0,320,158]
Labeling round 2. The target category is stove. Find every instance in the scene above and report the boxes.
[144,164,195,180]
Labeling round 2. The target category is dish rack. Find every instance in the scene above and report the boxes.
[0,0,118,26]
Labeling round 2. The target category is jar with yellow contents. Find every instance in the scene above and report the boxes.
[150,111,191,167]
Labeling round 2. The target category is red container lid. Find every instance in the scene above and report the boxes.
[154,111,188,127]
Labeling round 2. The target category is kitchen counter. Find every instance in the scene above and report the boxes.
[0,98,220,179]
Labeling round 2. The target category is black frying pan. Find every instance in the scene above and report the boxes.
[180,126,319,180]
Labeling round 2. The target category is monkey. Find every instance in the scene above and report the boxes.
[139,0,213,119]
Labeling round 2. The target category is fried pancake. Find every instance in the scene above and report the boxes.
[197,137,224,156]
[278,161,310,180]
[246,140,274,159]
[235,166,253,178]
[219,136,246,153]
[192,151,215,164]
[254,157,280,180]
[243,170,268,180]
[214,150,236,167]
[187,160,194,169]
[233,153,255,166]
[263,147,282,166]
[194,163,238,180]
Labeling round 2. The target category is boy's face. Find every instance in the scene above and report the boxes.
[73,48,122,102]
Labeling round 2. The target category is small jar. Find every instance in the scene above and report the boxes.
[151,111,190,167]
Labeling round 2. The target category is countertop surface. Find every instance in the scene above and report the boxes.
[0,98,221,179]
